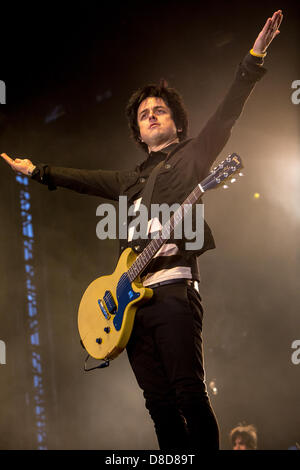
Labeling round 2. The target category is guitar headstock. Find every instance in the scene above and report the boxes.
[201,153,243,192]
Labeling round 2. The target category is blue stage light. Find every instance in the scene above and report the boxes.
[17,174,48,450]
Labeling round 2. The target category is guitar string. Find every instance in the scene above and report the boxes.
[104,158,240,309]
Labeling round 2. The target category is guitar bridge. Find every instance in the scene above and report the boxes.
[98,299,111,320]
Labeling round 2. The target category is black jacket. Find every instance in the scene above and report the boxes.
[31,52,267,269]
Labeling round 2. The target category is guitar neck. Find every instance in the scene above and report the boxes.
[127,183,204,282]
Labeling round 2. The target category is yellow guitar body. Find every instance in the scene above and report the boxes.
[78,248,153,361]
[77,153,243,364]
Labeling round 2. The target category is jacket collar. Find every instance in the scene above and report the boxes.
[148,142,179,157]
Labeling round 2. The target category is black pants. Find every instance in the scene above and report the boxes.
[126,282,219,450]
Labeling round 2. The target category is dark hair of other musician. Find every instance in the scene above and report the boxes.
[229,424,258,450]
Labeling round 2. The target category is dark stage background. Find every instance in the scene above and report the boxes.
[0,0,299,450]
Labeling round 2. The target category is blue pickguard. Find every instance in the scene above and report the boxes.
[113,273,140,331]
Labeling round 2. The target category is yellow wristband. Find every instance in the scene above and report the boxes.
[250,48,267,58]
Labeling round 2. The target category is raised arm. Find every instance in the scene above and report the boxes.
[192,10,283,176]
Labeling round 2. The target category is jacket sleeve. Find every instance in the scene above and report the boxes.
[191,52,267,177]
[31,163,135,201]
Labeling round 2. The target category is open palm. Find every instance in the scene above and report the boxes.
[253,10,283,54]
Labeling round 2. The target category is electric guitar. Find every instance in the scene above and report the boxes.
[78,153,243,367]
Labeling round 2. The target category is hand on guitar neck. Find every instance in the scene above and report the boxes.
[1,153,36,176]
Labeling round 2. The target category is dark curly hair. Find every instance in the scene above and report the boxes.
[125,80,189,153]
[229,424,258,450]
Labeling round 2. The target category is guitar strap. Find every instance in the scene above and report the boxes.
[138,159,165,211]
[138,139,193,210]
[125,140,193,251]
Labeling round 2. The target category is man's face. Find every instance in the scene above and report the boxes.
[137,96,179,149]
[233,437,247,450]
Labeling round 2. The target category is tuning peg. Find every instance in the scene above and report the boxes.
[230,178,236,183]
[223,184,229,189]
[238,172,244,177]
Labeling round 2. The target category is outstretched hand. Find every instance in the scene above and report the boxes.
[252,10,283,54]
[1,153,36,176]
